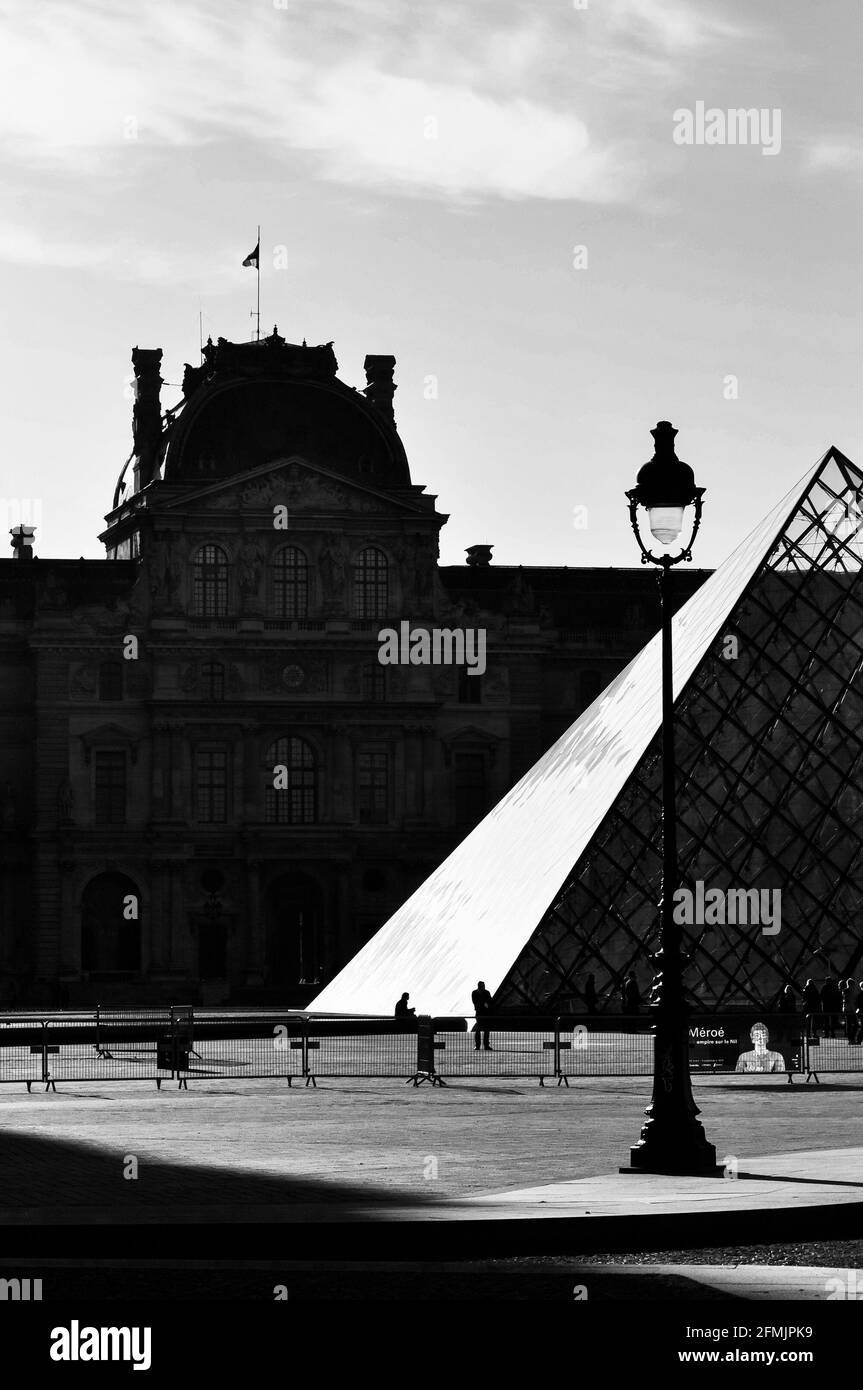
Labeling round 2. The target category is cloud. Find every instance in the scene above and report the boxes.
[289,65,630,202]
[0,0,629,204]
[606,0,743,52]
[805,140,863,177]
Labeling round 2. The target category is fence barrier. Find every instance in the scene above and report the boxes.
[0,1009,853,1090]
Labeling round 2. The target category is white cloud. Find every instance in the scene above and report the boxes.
[805,140,863,176]
[606,0,743,52]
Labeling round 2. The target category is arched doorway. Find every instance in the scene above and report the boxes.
[265,873,323,996]
[81,872,141,974]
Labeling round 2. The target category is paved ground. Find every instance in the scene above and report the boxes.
[0,1071,860,1216]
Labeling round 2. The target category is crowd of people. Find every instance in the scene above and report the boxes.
[395,974,863,1043]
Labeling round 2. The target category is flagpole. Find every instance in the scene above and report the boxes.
[256,224,261,342]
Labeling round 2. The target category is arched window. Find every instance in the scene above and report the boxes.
[265,736,317,824]
[192,544,229,617]
[81,871,141,974]
[273,547,309,619]
[352,546,388,620]
[98,661,123,702]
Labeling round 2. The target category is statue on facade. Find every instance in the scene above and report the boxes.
[239,540,266,596]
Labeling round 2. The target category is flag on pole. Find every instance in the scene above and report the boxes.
[242,241,259,269]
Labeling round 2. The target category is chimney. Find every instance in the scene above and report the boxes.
[10,525,35,560]
[465,544,493,567]
[363,355,397,423]
[131,347,164,491]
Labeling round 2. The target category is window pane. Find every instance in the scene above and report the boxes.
[352,547,388,620]
[274,547,309,619]
[358,746,388,824]
[98,662,123,702]
[458,668,482,704]
[196,749,228,822]
[362,661,386,702]
[202,662,225,702]
[193,545,229,617]
[265,736,317,824]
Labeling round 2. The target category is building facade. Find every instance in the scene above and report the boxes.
[0,330,707,1007]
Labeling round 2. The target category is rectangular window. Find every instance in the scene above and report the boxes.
[458,668,482,704]
[358,746,389,824]
[196,748,228,823]
[454,752,487,826]
[362,662,386,702]
[94,751,126,825]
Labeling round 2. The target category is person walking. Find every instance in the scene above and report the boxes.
[820,977,842,1038]
[842,978,859,1041]
[583,973,597,1015]
[622,974,641,1015]
[779,985,796,1013]
[854,982,863,1046]
[394,991,416,1019]
[471,980,493,1051]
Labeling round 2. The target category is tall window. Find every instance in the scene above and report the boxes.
[454,751,487,827]
[353,546,388,619]
[273,547,309,619]
[458,668,482,704]
[196,748,228,822]
[98,661,123,702]
[265,736,317,824]
[192,544,229,617]
[358,745,388,824]
[94,751,126,825]
[202,662,225,702]
[362,661,386,702]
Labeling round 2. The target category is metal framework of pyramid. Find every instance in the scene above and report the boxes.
[311,448,863,1016]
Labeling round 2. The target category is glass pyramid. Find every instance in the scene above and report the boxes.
[311,448,863,1016]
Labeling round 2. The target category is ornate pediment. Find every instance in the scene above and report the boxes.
[181,458,419,517]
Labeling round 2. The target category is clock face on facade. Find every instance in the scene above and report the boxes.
[281,664,305,690]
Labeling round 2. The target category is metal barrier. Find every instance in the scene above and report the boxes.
[0,1009,858,1089]
[431,1016,558,1081]
[803,1012,863,1079]
[560,1016,655,1078]
[303,1016,419,1082]
[177,1014,304,1085]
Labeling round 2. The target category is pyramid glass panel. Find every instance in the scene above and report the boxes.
[311,449,863,1017]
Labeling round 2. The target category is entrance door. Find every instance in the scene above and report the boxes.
[265,873,323,993]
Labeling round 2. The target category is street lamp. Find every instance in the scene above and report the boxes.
[624,422,717,1174]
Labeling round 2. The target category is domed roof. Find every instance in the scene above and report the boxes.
[161,332,410,488]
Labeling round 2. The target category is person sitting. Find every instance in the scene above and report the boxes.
[394,992,416,1019]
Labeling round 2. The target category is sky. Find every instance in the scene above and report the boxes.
[0,0,861,568]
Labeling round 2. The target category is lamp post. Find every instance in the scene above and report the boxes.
[624,422,717,1174]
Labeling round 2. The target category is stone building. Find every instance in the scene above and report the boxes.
[0,330,708,1006]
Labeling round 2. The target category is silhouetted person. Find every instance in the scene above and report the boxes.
[850,984,861,1045]
[802,978,820,1016]
[821,977,842,1037]
[394,992,415,1019]
[622,974,641,1015]
[842,978,859,1040]
[583,973,597,1014]
[472,980,493,1051]
[779,985,796,1014]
